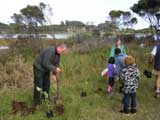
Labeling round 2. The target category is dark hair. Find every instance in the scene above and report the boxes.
[108,57,115,64]
[115,48,121,55]
[116,39,121,42]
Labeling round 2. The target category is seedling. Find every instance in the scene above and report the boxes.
[36,87,54,118]
[97,88,102,91]
[80,81,88,97]
[81,92,87,97]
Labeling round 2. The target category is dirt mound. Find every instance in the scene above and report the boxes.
[12,100,36,116]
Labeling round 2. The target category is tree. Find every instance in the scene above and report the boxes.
[122,11,131,28]
[60,21,65,26]
[129,17,138,29]
[11,14,25,33]
[97,21,118,32]
[131,0,160,36]
[39,2,53,25]
[65,20,70,26]
[108,10,138,29]
[65,21,85,27]
[64,21,86,33]
[20,5,45,26]
[39,2,55,38]
[92,28,100,37]
[11,2,51,38]
[109,10,123,28]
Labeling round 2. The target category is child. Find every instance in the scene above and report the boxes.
[107,57,116,94]
[120,56,140,114]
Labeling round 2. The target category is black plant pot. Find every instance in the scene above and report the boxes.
[94,88,103,94]
[81,92,87,97]
[143,70,152,78]
[97,88,102,92]
[46,110,54,118]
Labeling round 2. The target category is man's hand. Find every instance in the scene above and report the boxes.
[56,67,61,73]
[51,75,57,81]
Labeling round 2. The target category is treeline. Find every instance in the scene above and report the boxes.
[0,21,86,34]
[0,21,150,35]
[1,0,160,37]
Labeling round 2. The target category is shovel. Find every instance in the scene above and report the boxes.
[54,77,64,115]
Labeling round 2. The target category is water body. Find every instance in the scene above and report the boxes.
[0,46,9,55]
[134,33,147,39]
[0,46,9,50]
[0,33,72,40]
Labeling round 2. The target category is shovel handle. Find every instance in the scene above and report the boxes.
[56,76,60,98]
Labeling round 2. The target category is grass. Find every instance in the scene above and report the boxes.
[0,42,160,120]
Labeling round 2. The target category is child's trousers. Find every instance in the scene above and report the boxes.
[108,77,115,87]
[123,93,136,109]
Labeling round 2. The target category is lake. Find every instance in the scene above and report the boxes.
[0,46,9,50]
[0,33,72,40]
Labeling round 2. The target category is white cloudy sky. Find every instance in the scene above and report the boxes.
[0,0,149,29]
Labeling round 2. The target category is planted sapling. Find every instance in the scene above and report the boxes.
[80,81,88,97]
[36,86,54,118]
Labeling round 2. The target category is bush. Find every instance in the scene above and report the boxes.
[0,39,10,46]
[92,29,100,37]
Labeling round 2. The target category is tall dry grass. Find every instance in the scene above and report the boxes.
[0,55,33,90]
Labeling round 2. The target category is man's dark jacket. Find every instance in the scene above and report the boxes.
[34,47,60,73]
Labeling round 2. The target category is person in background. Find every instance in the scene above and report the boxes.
[150,39,160,98]
[120,56,140,114]
[110,39,126,58]
[33,44,67,110]
[114,48,127,94]
[114,48,127,76]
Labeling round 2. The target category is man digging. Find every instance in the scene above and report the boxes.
[33,44,67,110]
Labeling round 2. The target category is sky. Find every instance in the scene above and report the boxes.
[0,0,149,29]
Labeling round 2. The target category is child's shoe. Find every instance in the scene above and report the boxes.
[120,108,129,114]
[155,88,160,97]
[156,93,160,98]
[107,85,112,93]
[131,109,136,114]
